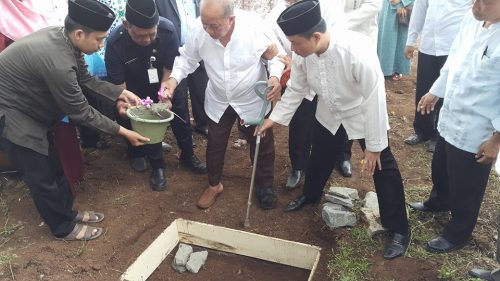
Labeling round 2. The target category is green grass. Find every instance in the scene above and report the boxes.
[328,227,373,281]
[0,221,22,238]
[73,240,89,257]
[0,251,16,268]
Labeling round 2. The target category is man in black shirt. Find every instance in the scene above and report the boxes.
[106,0,206,192]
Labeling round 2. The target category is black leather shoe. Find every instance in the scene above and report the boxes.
[150,168,167,191]
[404,134,427,145]
[161,142,172,152]
[383,231,411,259]
[426,236,468,253]
[408,202,449,213]
[285,170,302,189]
[256,187,277,210]
[338,160,352,177]
[180,155,207,174]
[469,268,494,280]
[194,126,209,138]
[130,156,148,172]
[284,195,310,212]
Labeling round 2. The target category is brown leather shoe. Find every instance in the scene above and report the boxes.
[197,183,223,209]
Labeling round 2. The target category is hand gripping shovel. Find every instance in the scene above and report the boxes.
[242,81,273,228]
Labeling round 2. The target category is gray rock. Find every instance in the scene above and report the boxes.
[327,186,360,200]
[171,260,186,273]
[322,202,348,212]
[363,191,379,210]
[186,251,208,273]
[322,205,357,229]
[174,243,193,266]
[324,193,354,208]
[361,208,385,237]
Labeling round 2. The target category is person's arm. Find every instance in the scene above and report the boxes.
[353,50,389,154]
[266,55,311,127]
[476,132,500,164]
[405,0,427,58]
[260,27,285,102]
[345,0,382,32]
[77,53,123,102]
[169,23,203,96]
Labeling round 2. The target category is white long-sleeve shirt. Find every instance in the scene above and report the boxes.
[344,0,382,46]
[171,9,285,123]
[406,0,471,56]
[430,12,500,154]
[270,28,389,152]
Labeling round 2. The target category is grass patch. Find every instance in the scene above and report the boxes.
[0,221,22,238]
[328,227,373,281]
[73,240,89,257]
[0,251,16,268]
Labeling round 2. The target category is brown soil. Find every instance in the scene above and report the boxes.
[0,68,497,281]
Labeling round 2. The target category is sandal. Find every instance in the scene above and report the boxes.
[73,211,105,223]
[232,139,247,149]
[60,224,103,241]
[392,73,403,81]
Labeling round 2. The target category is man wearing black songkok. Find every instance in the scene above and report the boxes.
[106,0,207,192]
[258,0,411,260]
[0,0,150,241]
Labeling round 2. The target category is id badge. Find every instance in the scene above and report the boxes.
[148,68,159,84]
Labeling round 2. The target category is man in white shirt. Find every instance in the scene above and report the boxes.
[403,0,471,152]
[259,0,410,260]
[413,0,500,253]
[266,0,346,189]
[162,0,284,210]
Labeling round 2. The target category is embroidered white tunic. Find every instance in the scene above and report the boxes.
[270,28,389,152]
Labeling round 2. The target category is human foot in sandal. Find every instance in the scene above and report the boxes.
[73,211,104,223]
[60,224,103,241]
[392,73,403,81]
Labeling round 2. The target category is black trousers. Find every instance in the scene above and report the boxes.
[413,52,447,140]
[206,106,275,188]
[177,64,209,130]
[304,121,409,235]
[288,97,317,171]
[424,136,492,244]
[0,137,76,238]
[118,83,194,169]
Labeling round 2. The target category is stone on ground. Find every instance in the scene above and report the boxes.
[186,250,208,273]
[327,186,360,200]
[174,243,193,266]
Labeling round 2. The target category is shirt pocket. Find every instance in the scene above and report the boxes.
[478,56,500,82]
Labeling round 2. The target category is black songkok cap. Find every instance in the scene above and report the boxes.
[277,0,321,36]
[126,0,160,28]
[68,0,115,32]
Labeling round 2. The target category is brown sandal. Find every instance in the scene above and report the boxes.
[60,224,103,241]
[73,211,105,223]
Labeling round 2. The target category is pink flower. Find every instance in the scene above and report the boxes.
[140,96,154,109]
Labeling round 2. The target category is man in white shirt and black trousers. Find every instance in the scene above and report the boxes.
[162,0,284,210]
[258,0,411,259]
[403,0,471,152]
[412,0,500,254]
